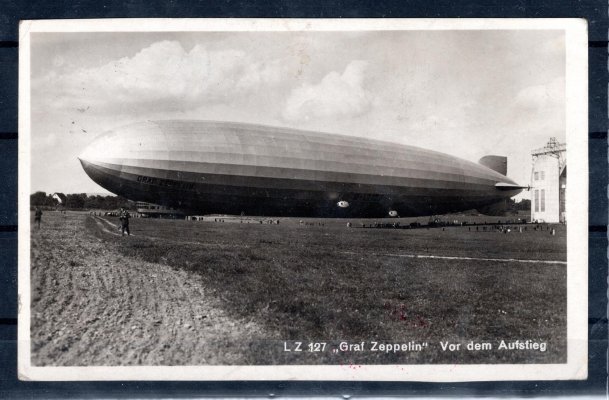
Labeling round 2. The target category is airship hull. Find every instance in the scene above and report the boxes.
[79,120,522,218]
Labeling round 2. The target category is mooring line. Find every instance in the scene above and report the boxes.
[340,251,566,265]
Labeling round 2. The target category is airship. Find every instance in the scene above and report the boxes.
[79,120,524,218]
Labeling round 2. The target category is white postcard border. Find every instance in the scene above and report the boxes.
[18,18,588,382]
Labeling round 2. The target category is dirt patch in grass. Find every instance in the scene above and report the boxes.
[30,212,270,366]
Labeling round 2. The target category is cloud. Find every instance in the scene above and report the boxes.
[540,34,565,56]
[282,60,372,121]
[33,40,285,114]
[515,77,564,110]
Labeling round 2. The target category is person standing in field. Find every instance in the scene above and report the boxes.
[34,207,42,229]
[119,208,131,236]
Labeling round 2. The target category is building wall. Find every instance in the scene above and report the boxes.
[559,167,566,223]
[531,156,560,223]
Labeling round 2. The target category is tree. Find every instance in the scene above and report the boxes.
[84,195,103,209]
[30,191,48,206]
[30,191,56,207]
[31,191,136,210]
[65,193,87,209]
[515,199,531,211]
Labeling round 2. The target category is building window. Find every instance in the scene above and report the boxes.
[541,189,545,212]
[534,172,539,181]
[534,190,539,212]
[540,171,545,180]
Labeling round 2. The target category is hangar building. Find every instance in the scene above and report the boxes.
[530,138,566,223]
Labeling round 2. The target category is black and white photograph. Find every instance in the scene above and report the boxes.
[18,18,588,381]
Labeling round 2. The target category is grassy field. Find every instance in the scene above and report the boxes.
[77,211,567,365]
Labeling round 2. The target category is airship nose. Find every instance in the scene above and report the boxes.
[79,121,162,166]
[79,131,117,166]
[78,128,128,191]
[78,140,111,190]
[78,121,164,195]
[78,156,97,176]
[79,135,105,182]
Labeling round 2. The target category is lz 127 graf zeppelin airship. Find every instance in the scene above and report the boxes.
[79,120,525,218]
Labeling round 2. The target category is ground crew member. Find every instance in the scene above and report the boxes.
[119,208,131,236]
[34,207,42,229]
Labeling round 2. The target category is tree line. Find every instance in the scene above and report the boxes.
[508,198,531,211]
[30,192,134,210]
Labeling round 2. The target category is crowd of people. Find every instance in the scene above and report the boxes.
[33,207,558,237]
[352,219,556,233]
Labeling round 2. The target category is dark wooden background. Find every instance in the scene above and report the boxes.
[0,1,606,397]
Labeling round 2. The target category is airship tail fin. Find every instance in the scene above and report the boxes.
[478,155,507,175]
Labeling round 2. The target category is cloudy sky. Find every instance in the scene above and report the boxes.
[29,29,565,199]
